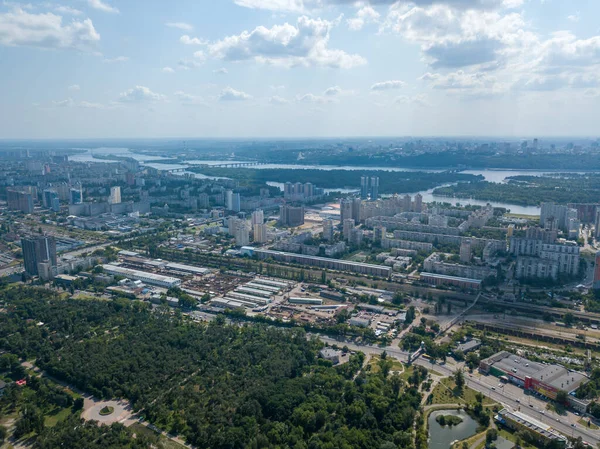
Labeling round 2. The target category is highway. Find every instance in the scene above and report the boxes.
[315,334,600,446]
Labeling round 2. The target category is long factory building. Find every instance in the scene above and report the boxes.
[102,264,181,288]
[241,247,392,278]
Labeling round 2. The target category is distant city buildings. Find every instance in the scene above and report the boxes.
[283,182,324,202]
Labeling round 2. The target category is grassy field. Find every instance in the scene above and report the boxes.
[578,418,599,430]
[44,406,74,427]
[129,423,187,449]
[430,378,496,406]
[367,355,404,375]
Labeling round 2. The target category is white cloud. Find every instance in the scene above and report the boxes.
[218,87,252,101]
[213,67,228,74]
[174,91,208,106]
[371,80,405,91]
[166,22,193,31]
[420,70,496,89]
[324,86,342,96]
[178,51,205,70]
[347,6,380,31]
[103,56,128,63]
[395,94,428,106]
[55,6,83,16]
[53,98,74,107]
[68,84,80,91]
[118,86,166,103]
[382,4,529,69]
[208,16,366,69]
[233,0,305,13]
[233,0,520,13]
[297,93,329,104]
[0,8,100,50]
[79,100,105,109]
[269,95,289,104]
[87,0,119,14]
[567,13,580,23]
[162,66,175,73]
[180,35,208,45]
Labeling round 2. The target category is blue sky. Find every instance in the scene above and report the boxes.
[0,0,599,138]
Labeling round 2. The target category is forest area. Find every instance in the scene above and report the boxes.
[190,167,482,195]
[433,173,600,206]
[0,286,425,449]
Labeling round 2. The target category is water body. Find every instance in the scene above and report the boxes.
[69,150,592,215]
[69,147,175,163]
[428,409,478,449]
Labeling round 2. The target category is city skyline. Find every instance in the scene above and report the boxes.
[1,0,600,138]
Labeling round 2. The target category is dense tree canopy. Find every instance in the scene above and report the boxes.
[0,286,424,449]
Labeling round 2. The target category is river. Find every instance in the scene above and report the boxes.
[70,148,597,215]
[428,409,478,449]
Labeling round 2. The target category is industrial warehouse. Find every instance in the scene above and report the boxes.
[102,264,182,288]
[241,247,392,278]
[480,351,589,412]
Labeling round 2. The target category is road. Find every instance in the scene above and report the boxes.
[412,358,600,445]
[315,334,600,446]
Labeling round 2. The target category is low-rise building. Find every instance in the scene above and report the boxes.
[319,348,341,364]
[496,409,567,448]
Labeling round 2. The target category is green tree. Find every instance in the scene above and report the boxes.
[454,369,465,392]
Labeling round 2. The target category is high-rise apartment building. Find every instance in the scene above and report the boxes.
[251,209,264,226]
[413,194,423,213]
[253,224,268,243]
[43,190,60,212]
[70,187,83,205]
[360,176,370,200]
[340,198,354,223]
[226,190,241,212]
[323,219,334,241]
[360,176,380,200]
[594,252,600,290]
[279,205,305,227]
[343,218,355,241]
[21,236,57,276]
[460,239,472,263]
[373,226,386,244]
[109,186,122,204]
[7,189,34,214]
[370,177,379,200]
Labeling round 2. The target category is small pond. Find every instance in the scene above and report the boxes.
[428,409,478,449]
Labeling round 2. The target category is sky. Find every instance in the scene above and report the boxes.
[0,0,599,138]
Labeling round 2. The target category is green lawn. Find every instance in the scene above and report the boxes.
[367,355,404,375]
[430,378,495,406]
[129,423,187,449]
[578,418,599,430]
[44,406,74,427]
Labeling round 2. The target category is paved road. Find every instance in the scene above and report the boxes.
[412,358,600,445]
[315,334,600,445]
